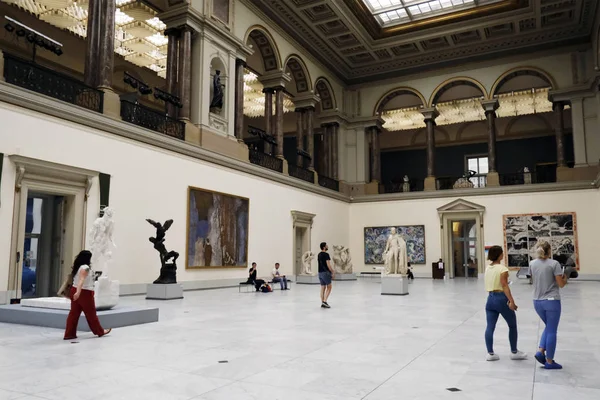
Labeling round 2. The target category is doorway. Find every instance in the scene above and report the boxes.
[291,211,315,277]
[294,227,308,276]
[22,193,66,298]
[450,219,478,278]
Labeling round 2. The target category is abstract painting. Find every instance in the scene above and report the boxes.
[503,212,577,268]
[186,187,249,269]
[364,225,426,264]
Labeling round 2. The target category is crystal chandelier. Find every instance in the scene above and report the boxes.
[243,69,295,118]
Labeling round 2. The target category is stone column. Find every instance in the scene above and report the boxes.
[332,123,339,180]
[234,59,246,141]
[165,28,180,118]
[421,108,439,191]
[482,99,500,186]
[296,108,304,166]
[178,27,192,121]
[263,88,274,153]
[553,101,566,168]
[274,87,285,158]
[306,107,315,170]
[369,126,381,183]
[84,0,115,89]
[322,124,331,177]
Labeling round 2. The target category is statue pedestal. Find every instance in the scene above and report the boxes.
[333,273,357,281]
[146,283,183,300]
[95,278,120,311]
[381,274,409,296]
[296,275,321,285]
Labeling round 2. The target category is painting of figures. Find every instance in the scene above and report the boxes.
[186,187,249,269]
[364,225,426,264]
[503,212,578,268]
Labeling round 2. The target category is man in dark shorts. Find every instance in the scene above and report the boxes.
[318,242,335,308]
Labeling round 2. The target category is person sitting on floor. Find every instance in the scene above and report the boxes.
[272,262,288,290]
[247,262,265,291]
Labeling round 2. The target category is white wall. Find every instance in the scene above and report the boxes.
[349,190,600,278]
[0,103,350,293]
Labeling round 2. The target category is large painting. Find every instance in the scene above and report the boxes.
[364,225,426,264]
[186,187,249,269]
[503,212,578,268]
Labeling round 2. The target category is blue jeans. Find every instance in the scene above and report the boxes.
[272,277,287,289]
[534,300,561,360]
[485,292,518,354]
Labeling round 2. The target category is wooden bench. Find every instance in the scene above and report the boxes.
[238,280,293,293]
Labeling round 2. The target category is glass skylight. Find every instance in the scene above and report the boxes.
[362,0,505,27]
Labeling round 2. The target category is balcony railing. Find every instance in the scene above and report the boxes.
[318,174,339,191]
[289,164,315,184]
[3,53,104,113]
[120,100,184,140]
[437,174,486,190]
[383,179,424,193]
[248,147,283,173]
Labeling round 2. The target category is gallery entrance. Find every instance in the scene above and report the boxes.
[291,211,315,277]
[450,219,478,278]
[21,193,66,298]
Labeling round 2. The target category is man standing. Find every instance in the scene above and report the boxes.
[272,262,288,290]
[318,242,335,308]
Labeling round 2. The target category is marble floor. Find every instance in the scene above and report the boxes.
[1,278,599,400]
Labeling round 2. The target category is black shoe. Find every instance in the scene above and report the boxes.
[322,302,330,308]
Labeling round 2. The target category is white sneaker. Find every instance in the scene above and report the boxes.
[486,353,500,361]
[510,351,527,360]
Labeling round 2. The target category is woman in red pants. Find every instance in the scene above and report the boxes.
[64,250,111,340]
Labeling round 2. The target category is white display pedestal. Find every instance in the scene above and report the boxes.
[146,283,183,300]
[381,274,409,296]
[333,273,357,281]
[296,275,321,285]
[20,278,119,311]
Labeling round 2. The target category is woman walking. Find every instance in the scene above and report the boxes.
[64,250,111,340]
[530,241,567,369]
[484,246,526,361]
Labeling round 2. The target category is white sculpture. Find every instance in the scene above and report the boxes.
[332,245,353,274]
[402,175,410,193]
[88,207,119,310]
[383,227,409,275]
[302,251,314,275]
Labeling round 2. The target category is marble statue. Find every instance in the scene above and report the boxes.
[523,167,532,184]
[302,251,314,275]
[453,170,475,189]
[402,175,410,193]
[210,70,224,110]
[87,207,119,310]
[146,218,179,284]
[383,227,408,275]
[332,245,353,274]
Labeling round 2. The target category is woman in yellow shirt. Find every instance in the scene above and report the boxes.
[484,246,527,361]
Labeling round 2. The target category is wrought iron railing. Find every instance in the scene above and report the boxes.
[120,100,184,140]
[318,174,339,191]
[383,179,424,193]
[248,147,283,173]
[3,53,104,113]
[499,172,557,186]
[289,164,315,184]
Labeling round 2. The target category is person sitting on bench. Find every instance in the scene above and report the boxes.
[247,262,265,291]
[272,262,288,290]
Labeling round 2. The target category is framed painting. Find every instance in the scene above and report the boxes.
[502,212,578,268]
[186,186,249,269]
[364,225,426,264]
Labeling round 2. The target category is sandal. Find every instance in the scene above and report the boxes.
[101,328,112,337]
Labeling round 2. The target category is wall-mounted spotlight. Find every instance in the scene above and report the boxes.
[154,87,183,108]
[4,16,63,61]
[124,72,152,96]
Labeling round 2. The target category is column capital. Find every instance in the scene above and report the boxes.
[236,58,247,67]
[258,70,292,90]
[262,87,275,95]
[164,27,181,37]
[481,99,499,113]
[294,92,321,109]
[294,107,307,113]
[421,107,439,121]
[553,101,567,111]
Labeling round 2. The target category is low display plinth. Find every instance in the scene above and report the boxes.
[381,274,409,296]
[333,273,357,281]
[146,283,183,300]
[296,275,321,285]
[0,304,159,331]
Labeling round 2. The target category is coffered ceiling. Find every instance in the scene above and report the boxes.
[248,0,599,84]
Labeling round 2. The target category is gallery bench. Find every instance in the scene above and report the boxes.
[238,280,293,293]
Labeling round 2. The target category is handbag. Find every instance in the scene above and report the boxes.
[57,274,73,298]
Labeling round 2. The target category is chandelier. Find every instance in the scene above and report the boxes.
[382,87,553,131]
[243,69,295,118]
[3,0,168,78]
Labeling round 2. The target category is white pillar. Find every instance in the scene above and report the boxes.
[570,98,588,166]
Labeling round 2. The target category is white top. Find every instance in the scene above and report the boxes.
[73,265,95,291]
[272,268,282,277]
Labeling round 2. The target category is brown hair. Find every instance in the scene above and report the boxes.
[487,245,503,263]
[536,240,551,259]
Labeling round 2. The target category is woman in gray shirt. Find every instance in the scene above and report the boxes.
[529,240,567,370]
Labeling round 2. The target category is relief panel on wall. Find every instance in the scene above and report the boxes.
[186,187,249,269]
[503,212,578,268]
[364,225,426,265]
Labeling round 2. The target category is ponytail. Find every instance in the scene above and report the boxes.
[535,240,551,259]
